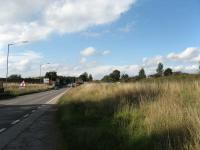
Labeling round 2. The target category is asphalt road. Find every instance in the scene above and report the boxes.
[0,88,67,133]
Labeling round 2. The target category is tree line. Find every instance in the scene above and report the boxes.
[101,63,173,82]
[2,62,175,84]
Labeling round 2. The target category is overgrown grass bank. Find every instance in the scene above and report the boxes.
[3,83,51,96]
[58,82,200,150]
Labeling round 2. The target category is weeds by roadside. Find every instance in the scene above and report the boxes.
[57,82,200,150]
[1,83,51,98]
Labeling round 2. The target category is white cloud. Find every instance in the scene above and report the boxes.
[0,49,139,79]
[102,50,111,55]
[143,55,165,66]
[143,47,200,67]
[80,47,96,57]
[59,64,140,79]
[141,47,200,75]
[0,0,137,46]
[79,47,111,63]
[0,50,42,77]
[192,55,200,62]
[1,47,200,79]
[167,47,199,61]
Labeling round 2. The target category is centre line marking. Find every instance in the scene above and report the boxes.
[0,128,6,133]
[11,119,20,125]
[46,89,69,104]
[23,114,29,118]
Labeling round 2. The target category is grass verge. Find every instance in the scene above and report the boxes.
[57,82,200,150]
[0,83,52,99]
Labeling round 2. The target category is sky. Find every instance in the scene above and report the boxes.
[0,0,200,79]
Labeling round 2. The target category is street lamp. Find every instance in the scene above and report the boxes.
[40,63,50,83]
[5,41,29,87]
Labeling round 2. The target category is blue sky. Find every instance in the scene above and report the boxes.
[0,0,200,79]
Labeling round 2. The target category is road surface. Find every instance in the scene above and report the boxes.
[0,88,68,150]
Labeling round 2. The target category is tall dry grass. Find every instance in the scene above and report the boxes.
[58,81,200,150]
[3,82,51,95]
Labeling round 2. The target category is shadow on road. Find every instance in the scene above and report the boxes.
[0,103,64,150]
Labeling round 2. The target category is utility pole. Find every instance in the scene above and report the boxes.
[6,44,12,88]
[40,63,50,83]
[5,41,28,88]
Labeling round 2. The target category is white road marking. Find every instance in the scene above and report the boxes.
[46,89,69,104]
[23,114,29,118]
[11,120,20,125]
[0,128,6,133]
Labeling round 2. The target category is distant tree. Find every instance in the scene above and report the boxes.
[88,74,93,81]
[121,74,129,82]
[65,76,76,83]
[121,74,129,79]
[101,75,112,82]
[156,62,164,76]
[45,71,57,81]
[110,70,120,82]
[164,68,173,76]
[139,68,146,79]
[79,72,89,82]
[9,74,22,80]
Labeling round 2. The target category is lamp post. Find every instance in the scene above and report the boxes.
[40,63,50,83]
[5,41,28,87]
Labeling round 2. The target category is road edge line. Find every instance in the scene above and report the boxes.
[0,88,69,150]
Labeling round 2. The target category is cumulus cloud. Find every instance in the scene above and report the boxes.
[80,47,111,57]
[141,47,200,75]
[79,47,111,64]
[80,47,96,57]
[143,55,165,66]
[59,64,140,79]
[143,47,200,66]
[1,47,200,79]
[102,50,111,55]
[0,0,137,46]
[167,47,199,61]
[0,51,42,77]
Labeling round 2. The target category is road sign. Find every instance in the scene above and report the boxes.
[43,78,49,84]
[20,80,26,87]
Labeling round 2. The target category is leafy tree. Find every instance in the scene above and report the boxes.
[156,62,164,76]
[45,71,57,81]
[110,70,120,82]
[9,74,22,80]
[139,68,146,79]
[57,76,76,85]
[66,77,76,83]
[121,74,129,82]
[88,74,93,81]
[79,72,89,82]
[121,74,129,79]
[164,68,173,76]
